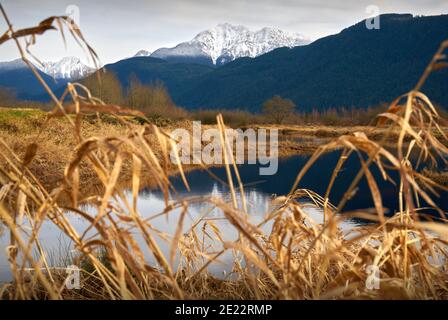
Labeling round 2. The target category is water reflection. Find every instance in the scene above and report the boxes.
[160,152,448,215]
[0,182,328,283]
[1,152,446,283]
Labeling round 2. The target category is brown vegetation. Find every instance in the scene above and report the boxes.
[83,72,188,120]
[1,6,448,300]
[262,95,296,124]
[422,168,448,186]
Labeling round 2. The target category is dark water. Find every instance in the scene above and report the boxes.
[1,152,446,282]
[158,152,448,218]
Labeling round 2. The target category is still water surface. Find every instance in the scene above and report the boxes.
[1,152,447,282]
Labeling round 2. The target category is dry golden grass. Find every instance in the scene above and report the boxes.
[0,108,193,192]
[0,107,313,193]
[1,5,448,300]
[262,124,448,141]
[422,168,448,186]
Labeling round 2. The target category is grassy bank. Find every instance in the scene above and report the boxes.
[0,107,354,193]
[1,108,136,190]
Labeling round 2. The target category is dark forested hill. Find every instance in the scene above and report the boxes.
[174,14,448,111]
[96,57,214,95]
[4,14,448,112]
[0,60,65,100]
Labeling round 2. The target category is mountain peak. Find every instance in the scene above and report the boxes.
[38,56,95,80]
[150,23,310,65]
[134,50,152,57]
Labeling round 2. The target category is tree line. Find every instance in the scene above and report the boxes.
[82,72,187,119]
[4,77,445,127]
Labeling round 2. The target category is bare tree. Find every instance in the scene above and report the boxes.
[83,71,124,105]
[262,95,296,124]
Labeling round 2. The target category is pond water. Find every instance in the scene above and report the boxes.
[164,151,448,215]
[1,152,447,283]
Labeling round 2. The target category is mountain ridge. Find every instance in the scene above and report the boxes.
[2,14,448,111]
[172,13,448,111]
[149,23,309,66]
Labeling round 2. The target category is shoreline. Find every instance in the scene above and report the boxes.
[1,107,447,200]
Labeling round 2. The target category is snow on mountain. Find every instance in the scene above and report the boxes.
[134,50,152,57]
[38,56,96,80]
[150,23,310,65]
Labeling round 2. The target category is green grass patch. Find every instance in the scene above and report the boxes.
[0,107,47,120]
[0,108,48,133]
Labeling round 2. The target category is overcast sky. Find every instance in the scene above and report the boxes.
[0,0,447,65]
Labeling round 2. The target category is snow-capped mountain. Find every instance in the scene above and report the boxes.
[134,50,152,57]
[38,56,96,80]
[150,23,310,65]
